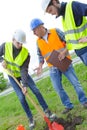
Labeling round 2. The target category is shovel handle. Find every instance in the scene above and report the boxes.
[4,69,46,118]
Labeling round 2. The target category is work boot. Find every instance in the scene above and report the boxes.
[45,109,56,121]
[62,107,73,114]
[29,117,35,130]
[83,102,87,108]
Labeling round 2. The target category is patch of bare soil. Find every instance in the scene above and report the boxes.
[44,114,84,130]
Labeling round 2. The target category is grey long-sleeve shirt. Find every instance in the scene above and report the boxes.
[0,42,30,86]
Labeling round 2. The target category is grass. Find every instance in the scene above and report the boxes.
[0,63,87,130]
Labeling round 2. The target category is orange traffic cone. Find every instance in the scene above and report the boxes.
[16,124,25,130]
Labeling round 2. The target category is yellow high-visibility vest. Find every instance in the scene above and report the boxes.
[62,1,87,50]
[37,29,70,67]
[4,42,28,77]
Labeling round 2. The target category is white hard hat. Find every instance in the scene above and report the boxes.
[41,0,51,12]
[13,29,26,44]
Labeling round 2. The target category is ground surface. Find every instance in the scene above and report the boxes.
[44,114,84,130]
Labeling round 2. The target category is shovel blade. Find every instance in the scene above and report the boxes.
[44,116,64,130]
[51,122,64,130]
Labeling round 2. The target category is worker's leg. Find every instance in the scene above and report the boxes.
[8,76,32,118]
[64,64,87,105]
[79,52,87,66]
[49,66,73,109]
[75,50,87,66]
[27,74,48,111]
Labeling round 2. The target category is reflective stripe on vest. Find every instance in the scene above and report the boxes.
[4,42,28,77]
[62,1,87,50]
[37,29,70,67]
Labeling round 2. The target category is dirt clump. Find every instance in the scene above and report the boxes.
[44,114,84,130]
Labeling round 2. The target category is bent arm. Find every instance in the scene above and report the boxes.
[20,54,30,87]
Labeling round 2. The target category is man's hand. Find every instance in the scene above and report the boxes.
[58,51,66,61]
[34,66,42,76]
[33,63,43,76]
[22,87,27,95]
[58,49,68,61]
[2,60,7,68]
[78,37,87,43]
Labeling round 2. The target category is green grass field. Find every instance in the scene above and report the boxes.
[0,63,87,130]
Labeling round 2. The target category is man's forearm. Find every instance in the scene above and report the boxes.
[20,55,30,86]
[39,62,44,69]
[63,48,69,56]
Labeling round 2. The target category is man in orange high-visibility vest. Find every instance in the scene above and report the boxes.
[30,18,87,114]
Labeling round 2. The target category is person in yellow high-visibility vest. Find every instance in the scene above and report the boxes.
[30,18,87,114]
[0,29,56,129]
[41,0,87,66]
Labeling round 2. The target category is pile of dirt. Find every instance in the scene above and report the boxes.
[44,114,84,130]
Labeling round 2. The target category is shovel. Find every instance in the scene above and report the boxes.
[4,69,64,130]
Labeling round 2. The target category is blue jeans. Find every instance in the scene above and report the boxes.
[8,74,48,119]
[79,52,87,66]
[49,64,87,108]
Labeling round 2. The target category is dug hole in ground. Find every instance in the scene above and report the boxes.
[44,113,83,130]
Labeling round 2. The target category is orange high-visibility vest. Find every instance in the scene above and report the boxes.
[37,29,71,67]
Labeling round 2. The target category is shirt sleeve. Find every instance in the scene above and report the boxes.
[73,1,87,16]
[0,43,5,62]
[36,43,44,64]
[72,1,87,26]
[56,28,66,42]
[20,54,30,86]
